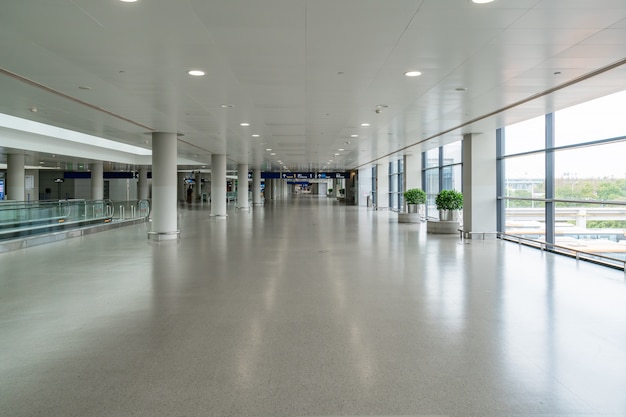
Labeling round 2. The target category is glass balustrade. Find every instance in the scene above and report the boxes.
[0,199,150,240]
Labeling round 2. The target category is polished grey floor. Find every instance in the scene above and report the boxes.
[1,196,625,417]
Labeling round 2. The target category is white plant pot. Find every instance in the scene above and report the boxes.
[439,209,457,221]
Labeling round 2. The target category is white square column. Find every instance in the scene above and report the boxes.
[252,169,262,206]
[7,153,25,201]
[237,164,249,209]
[462,132,497,236]
[91,161,104,200]
[210,154,227,217]
[376,163,389,210]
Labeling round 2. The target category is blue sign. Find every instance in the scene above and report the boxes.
[0,179,4,200]
[248,171,350,179]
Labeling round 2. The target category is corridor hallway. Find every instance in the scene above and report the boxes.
[1,196,625,417]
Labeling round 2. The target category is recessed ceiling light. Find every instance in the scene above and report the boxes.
[472,0,494,3]
[252,134,260,138]
[120,0,138,2]
[404,71,422,77]
[334,153,340,156]
[360,123,370,127]
[270,153,276,156]
[265,148,272,151]
[187,70,205,76]
[350,134,359,138]
[240,122,250,127]
[220,104,234,108]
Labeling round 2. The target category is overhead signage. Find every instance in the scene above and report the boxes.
[248,172,350,179]
[0,179,4,200]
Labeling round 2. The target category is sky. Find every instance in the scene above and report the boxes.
[505,90,626,179]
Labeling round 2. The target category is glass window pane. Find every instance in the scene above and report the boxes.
[504,115,545,155]
[553,201,626,267]
[425,148,439,168]
[504,153,545,197]
[390,174,398,193]
[555,140,626,202]
[443,141,462,165]
[442,165,462,192]
[425,168,439,217]
[555,90,626,147]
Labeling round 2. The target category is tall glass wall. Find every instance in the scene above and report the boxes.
[389,159,404,211]
[499,90,626,266]
[423,142,463,218]
[371,166,377,207]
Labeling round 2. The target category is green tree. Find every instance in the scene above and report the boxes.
[597,182,626,201]
[508,189,532,207]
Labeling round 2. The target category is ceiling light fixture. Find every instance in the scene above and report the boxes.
[350,134,359,138]
[220,104,234,108]
[187,70,205,76]
[120,0,138,2]
[472,0,494,3]
[360,123,370,127]
[252,134,260,138]
[404,71,422,77]
[240,122,250,127]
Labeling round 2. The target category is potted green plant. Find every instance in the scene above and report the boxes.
[435,189,463,221]
[403,188,426,213]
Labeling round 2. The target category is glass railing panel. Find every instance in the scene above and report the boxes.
[109,199,151,220]
[1,199,150,240]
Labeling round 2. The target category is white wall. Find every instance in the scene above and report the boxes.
[358,167,373,207]
[108,179,137,201]
[25,170,39,202]
[74,178,91,199]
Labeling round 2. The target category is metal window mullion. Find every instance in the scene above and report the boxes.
[545,113,555,247]
[438,146,444,191]
[496,128,505,233]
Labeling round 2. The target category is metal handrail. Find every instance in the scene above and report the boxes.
[457,228,626,274]
[499,232,626,273]
[498,196,626,206]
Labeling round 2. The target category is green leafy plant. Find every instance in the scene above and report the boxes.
[403,188,426,205]
[327,188,333,193]
[435,189,463,210]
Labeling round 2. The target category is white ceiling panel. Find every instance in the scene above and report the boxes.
[1,0,626,171]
